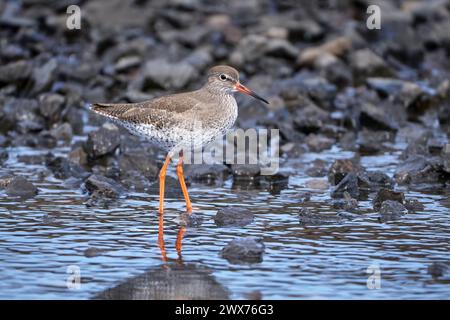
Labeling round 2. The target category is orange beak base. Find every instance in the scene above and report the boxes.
[234,83,269,104]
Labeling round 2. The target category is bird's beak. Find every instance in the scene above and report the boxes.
[234,83,269,104]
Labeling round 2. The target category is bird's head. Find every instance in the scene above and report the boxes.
[206,65,268,104]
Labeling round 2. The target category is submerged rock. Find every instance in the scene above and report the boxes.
[5,176,38,198]
[298,207,346,225]
[373,188,405,211]
[214,207,254,227]
[427,262,449,280]
[221,237,264,264]
[378,200,408,222]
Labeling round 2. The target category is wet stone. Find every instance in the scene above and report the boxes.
[5,176,38,198]
[221,237,265,264]
[331,173,359,199]
[214,207,254,227]
[427,262,449,280]
[84,174,123,198]
[378,200,408,222]
[0,150,8,165]
[394,155,440,185]
[118,152,159,179]
[298,207,345,225]
[373,188,405,211]
[184,164,230,184]
[365,171,394,189]
[85,123,121,159]
[404,199,425,212]
[84,247,107,258]
[68,146,88,166]
[231,164,261,180]
[46,155,89,180]
[327,159,362,185]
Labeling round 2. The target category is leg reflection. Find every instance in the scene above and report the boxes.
[158,212,186,263]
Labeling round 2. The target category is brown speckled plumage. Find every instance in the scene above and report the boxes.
[91,66,244,154]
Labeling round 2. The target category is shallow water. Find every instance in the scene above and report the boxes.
[0,140,449,299]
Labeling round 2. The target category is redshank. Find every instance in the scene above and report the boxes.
[90,65,268,214]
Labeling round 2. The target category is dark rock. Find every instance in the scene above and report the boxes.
[119,170,151,192]
[332,192,358,211]
[178,212,203,228]
[32,58,58,94]
[357,129,394,154]
[118,152,159,179]
[84,247,107,258]
[221,237,264,264]
[38,93,65,122]
[86,123,121,159]
[360,102,399,131]
[378,200,407,222]
[0,60,32,83]
[46,155,89,180]
[365,171,394,189]
[0,150,8,165]
[85,174,123,198]
[68,146,88,166]
[184,164,230,184]
[366,78,426,108]
[427,262,448,280]
[350,49,393,82]
[298,207,345,225]
[331,172,359,198]
[5,176,38,198]
[394,155,441,185]
[441,144,450,173]
[327,159,362,185]
[404,199,425,212]
[305,134,334,152]
[230,35,298,67]
[141,59,197,90]
[231,164,260,179]
[49,123,72,143]
[2,98,44,134]
[373,188,405,211]
[214,207,254,227]
[0,175,14,189]
[306,159,328,177]
[292,99,329,133]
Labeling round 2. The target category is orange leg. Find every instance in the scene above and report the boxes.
[176,151,193,214]
[159,155,171,214]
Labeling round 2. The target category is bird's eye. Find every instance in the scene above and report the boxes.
[219,74,227,81]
